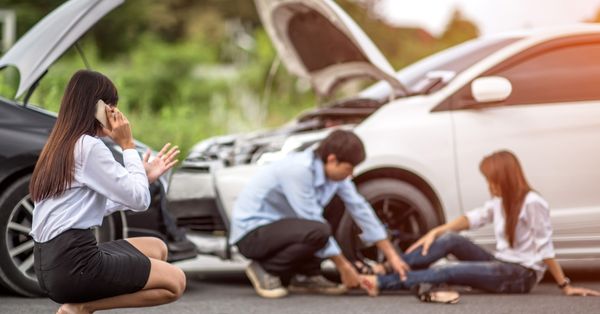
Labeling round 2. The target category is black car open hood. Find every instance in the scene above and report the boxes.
[0,0,124,99]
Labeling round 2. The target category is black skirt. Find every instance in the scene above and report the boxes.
[33,229,151,304]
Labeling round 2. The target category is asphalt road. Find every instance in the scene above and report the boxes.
[1,255,599,314]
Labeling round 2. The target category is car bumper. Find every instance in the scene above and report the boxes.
[167,168,227,233]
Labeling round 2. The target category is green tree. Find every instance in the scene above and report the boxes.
[336,0,478,69]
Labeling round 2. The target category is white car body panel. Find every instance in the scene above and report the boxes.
[354,95,460,220]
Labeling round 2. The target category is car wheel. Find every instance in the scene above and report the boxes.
[336,178,440,264]
[0,175,121,297]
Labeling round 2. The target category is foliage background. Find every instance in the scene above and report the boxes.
[0,0,479,157]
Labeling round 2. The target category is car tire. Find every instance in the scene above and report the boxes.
[0,175,43,296]
[336,178,440,263]
[0,175,121,297]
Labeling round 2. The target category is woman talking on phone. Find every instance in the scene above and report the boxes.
[30,70,185,314]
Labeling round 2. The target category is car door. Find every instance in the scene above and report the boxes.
[448,35,600,259]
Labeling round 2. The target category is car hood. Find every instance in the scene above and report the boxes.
[0,0,124,99]
[255,0,407,97]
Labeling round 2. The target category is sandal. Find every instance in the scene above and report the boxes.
[414,283,460,304]
[354,260,393,275]
[353,260,375,275]
[370,262,393,275]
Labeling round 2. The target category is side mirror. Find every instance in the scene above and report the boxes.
[471,76,512,103]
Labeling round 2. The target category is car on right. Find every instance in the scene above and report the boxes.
[170,0,600,265]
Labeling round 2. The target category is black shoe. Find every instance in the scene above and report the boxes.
[166,238,197,262]
[168,237,196,253]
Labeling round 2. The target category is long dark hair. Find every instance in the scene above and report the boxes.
[30,70,119,202]
[479,150,532,248]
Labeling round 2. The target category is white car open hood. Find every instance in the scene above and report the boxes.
[255,0,407,97]
[0,0,124,99]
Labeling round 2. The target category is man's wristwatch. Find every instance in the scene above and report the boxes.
[558,277,571,289]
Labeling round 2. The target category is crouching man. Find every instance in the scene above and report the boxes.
[229,130,409,298]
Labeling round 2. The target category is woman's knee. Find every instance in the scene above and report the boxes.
[126,237,168,261]
[172,267,186,298]
[162,267,186,301]
[145,237,168,261]
[157,239,169,261]
[146,260,186,302]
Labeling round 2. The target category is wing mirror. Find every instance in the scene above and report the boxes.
[471,76,512,103]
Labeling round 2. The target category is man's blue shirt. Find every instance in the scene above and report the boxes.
[229,150,387,258]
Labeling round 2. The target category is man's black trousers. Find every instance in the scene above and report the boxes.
[235,218,331,282]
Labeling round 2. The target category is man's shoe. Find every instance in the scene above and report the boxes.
[245,261,288,299]
[288,274,347,295]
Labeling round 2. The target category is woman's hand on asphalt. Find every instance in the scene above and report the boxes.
[143,143,180,184]
[105,107,135,150]
[563,285,600,296]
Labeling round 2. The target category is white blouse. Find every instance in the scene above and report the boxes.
[31,135,150,242]
[465,191,555,281]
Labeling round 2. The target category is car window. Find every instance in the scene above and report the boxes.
[490,40,600,106]
[359,36,521,99]
[450,35,600,109]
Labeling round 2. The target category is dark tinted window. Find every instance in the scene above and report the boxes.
[446,36,600,111]
[491,40,600,106]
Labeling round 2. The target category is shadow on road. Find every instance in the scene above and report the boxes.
[187,270,249,285]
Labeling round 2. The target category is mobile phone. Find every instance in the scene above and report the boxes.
[95,100,111,130]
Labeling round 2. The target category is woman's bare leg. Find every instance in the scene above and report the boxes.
[57,258,186,314]
[125,237,168,261]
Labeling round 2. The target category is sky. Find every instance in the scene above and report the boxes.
[379,0,600,36]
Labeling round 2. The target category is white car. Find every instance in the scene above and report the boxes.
[169,0,600,263]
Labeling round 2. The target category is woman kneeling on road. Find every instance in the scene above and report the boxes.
[360,150,600,302]
[30,70,185,314]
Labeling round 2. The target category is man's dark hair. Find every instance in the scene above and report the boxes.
[315,130,366,166]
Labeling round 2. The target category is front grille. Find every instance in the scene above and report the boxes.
[177,215,226,233]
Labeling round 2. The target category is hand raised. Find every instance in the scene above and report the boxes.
[143,143,180,184]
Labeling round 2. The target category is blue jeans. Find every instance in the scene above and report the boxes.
[378,233,538,293]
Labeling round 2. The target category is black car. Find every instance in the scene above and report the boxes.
[0,0,195,297]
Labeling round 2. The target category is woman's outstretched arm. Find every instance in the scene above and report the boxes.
[544,259,600,296]
[406,215,470,255]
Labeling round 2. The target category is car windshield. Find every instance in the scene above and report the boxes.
[360,36,522,99]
